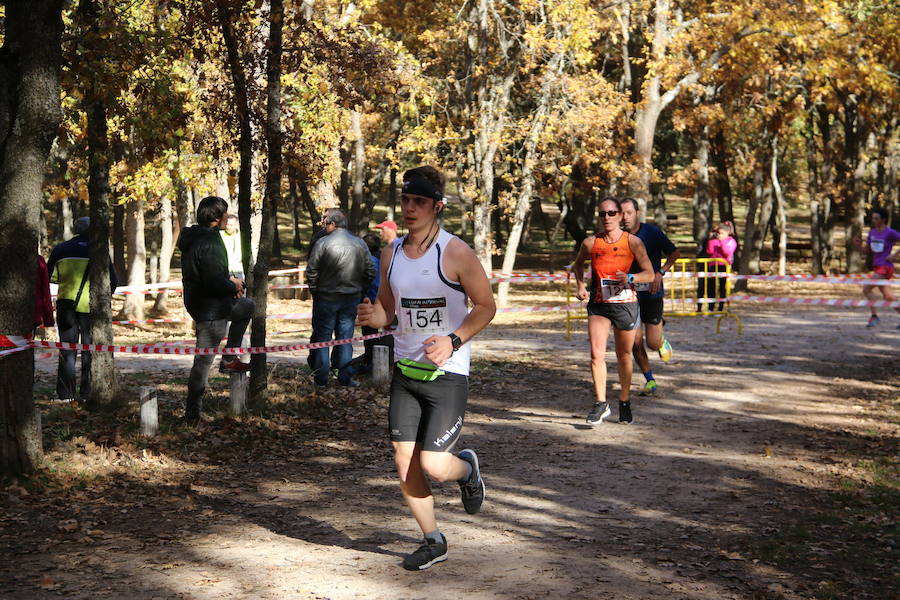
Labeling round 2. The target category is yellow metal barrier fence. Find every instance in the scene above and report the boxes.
[565,257,742,339]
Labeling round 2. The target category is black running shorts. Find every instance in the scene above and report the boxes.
[389,366,469,452]
[586,301,639,331]
[637,296,664,325]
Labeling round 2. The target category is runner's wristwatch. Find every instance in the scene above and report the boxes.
[448,333,462,352]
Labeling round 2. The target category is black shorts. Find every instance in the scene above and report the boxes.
[389,366,469,452]
[586,302,639,331]
[637,296,664,325]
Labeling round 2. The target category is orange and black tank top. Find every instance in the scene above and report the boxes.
[590,231,637,303]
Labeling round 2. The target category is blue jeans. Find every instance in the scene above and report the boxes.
[309,295,359,386]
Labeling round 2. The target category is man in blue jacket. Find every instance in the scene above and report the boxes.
[179,196,255,423]
[47,217,118,402]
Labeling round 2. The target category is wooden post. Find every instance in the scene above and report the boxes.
[139,387,158,436]
[230,372,247,415]
[372,345,390,384]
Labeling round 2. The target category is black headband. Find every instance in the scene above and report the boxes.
[402,174,443,203]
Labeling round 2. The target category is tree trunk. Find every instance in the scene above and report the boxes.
[0,0,63,474]
[806,112,824,274]
[808,106,836,274]
[60,195,74,240]
[387,166,397,222]
[289,167,302,248]
[711,130,734,225]
[173,166,191,230]
[271,190,281,261]
[216,0,255,288]
[84,101,118,408]
[215,160,231,201]
[692,125,713,245]
[464,0,520,273]
[153,195,174,313]
[650,182,668,229]
[497,48,563,306]
[771,138,787,276]
[338,143,351,214]
[311,178,338,214]
[348,109,365,233]
[385,111,401,222]
[739,148,775,276]
[112,202,125,279]
[120,198,146,321]
[249,0,284,403]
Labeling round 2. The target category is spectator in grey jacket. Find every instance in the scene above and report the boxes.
[306,208,375,386]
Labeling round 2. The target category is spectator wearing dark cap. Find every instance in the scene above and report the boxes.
[179,196,255,423]
[47,217,118,402]
[375,220,398,245]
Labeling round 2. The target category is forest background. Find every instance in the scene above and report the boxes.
[0,0,897,475]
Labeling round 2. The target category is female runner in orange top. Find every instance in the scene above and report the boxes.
[573,197,654,425]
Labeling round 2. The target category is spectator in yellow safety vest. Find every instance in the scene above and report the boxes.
[47,217,118,402]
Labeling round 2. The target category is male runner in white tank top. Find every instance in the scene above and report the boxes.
[357,166,496,571]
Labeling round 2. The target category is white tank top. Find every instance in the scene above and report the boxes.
[387,229,471,376]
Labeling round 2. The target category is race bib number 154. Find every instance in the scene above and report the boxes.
[400,297,448,334]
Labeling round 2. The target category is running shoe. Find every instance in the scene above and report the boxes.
[402,534,448,571]
[639,380,658,396]
[221,357,250,373]
[658,337,673,362]
[866,315,880,328]
[619,401,633,424]
[457,449,485,515]
[586,402,611,425]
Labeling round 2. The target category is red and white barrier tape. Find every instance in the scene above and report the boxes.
[497,303,584,314]
[728,295,900,308]
[490,275,568,283]
[68,267,898,299]
[0,335,30,347]
[113,281,314,296]
[730,274,897,286]
[110,311,313,326]
[11,330,391,356]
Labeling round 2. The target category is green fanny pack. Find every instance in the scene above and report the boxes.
[396,359,445,382]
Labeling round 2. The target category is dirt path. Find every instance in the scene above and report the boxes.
[3,305,898,599]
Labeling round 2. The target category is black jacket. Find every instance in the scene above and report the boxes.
[306,228,375,301]
[179,225,238,321]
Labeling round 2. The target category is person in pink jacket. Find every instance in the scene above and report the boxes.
[705,221,737,311]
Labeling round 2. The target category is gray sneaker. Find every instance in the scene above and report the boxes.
[457,449,485,515]
[586,402,611,425]
[402,534,448,571]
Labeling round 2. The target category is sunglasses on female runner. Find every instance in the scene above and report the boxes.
[598,210,619,217]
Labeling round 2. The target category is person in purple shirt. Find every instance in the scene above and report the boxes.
[855,208,900,328]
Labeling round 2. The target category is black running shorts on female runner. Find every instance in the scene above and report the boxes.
[389,366,469,452]
[586,301,639,331]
